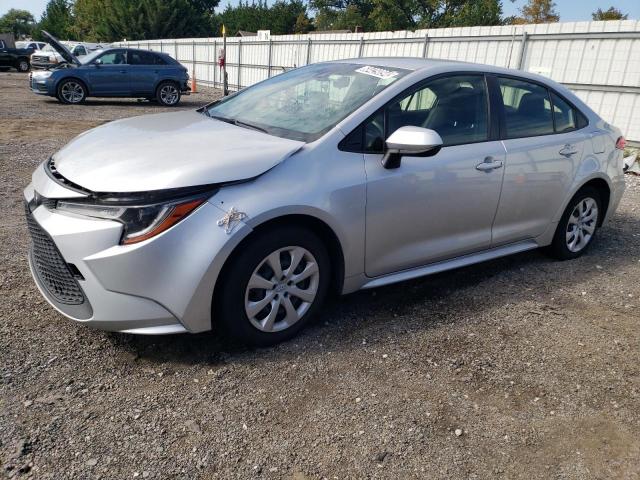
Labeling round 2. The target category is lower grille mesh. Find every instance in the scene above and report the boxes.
[25,203,85,305]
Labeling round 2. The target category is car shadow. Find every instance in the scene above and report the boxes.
[105,210,639,366]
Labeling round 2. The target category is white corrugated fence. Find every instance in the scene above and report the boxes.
[115,20,640,145]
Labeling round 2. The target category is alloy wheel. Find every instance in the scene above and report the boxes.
[244,246,320,333]
[566,197,598,253]
[61,81,84,103]
[19,61,29,72]
[159,84,179,105]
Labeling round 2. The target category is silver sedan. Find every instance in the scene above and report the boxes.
[24,58,626,345]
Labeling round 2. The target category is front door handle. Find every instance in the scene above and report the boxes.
[120,70,127,74]
[476,157,503,172]
[559,144,579,157]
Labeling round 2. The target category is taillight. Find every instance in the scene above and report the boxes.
[615,136,626,150]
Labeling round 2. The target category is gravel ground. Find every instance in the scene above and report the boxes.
[1,71,640,479]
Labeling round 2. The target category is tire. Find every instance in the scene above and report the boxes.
[17,59,30,72]
[56,79,87,104]
[547,186,602,260]
[216,227,331,346]
[156,81,181,106]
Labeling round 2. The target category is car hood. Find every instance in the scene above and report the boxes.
[52,110,305,192]
[42,30,79,66]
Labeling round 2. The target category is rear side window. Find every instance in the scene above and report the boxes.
[550,92,576,133]
[129,51,167,65]
[498,77,554,138]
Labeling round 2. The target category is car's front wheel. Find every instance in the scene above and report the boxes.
[156,81,181,106]
[216,227,331,346]
[548,186,602,260]
[57,79,87,104]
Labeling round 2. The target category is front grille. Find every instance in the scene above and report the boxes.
[32,55,49,63]
[25,202,85,305]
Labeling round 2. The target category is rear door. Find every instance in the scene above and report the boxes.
[85,49,131,96]
[491,76,588,244]
[128,50,166,96]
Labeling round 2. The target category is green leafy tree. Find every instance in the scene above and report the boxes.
[37,0,74,40]
[294,11,313,33]
[592,6,628,20]
[86,0,219,41]
[310,0,375,31]
[218,0,308,35]
[0,9,36,39]
[518,0,559,23]
[311,0,504,32]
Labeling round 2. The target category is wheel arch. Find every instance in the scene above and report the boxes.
[55,75,90,96]
[554,174,612,227]
[213,213,346,316]
[580,178,611,226]
[154,78,180,94]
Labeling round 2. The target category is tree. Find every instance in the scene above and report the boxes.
[592,6,628,20]
[518,0,559,23]
[0,9,36,39]
[72,0,106,41]
[37,0,74,40]
[218,0,308,35]
[294,11,312,33]
[311,0,504,32]
[310,0,375,31]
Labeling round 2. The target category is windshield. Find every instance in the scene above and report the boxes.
[42,44,56,52]
[205,63,410,142]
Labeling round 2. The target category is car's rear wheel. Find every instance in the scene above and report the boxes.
[57,79,87,104]
[548,186,602,260]
[17,59,30,72]
[156,81,181,106]
[216,227,330,346]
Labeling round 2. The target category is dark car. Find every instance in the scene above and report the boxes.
[0,38,34,72]
[29,32,190,106]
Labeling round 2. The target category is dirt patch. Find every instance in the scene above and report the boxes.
[1,71,639,479]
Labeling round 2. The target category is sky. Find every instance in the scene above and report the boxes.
[1,0,639,22]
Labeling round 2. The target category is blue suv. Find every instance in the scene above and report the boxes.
[30,31,190,106]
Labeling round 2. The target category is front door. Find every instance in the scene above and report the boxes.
[85,49,130,96]
[363,74,505,277]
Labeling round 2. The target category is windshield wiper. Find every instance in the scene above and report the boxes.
[232,119,268,133]
[207,114,268,133]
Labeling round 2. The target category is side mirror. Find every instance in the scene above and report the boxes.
[382,126,443,169]
[93,59,102,66]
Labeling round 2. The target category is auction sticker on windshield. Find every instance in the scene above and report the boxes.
[355,66,399,79]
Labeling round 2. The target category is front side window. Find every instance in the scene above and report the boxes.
[358,74,489,152]
[498,77,554,138]
[97,50,127,65]
[205,63,410,142]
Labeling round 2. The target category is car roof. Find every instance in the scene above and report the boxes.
[331,56,554,83]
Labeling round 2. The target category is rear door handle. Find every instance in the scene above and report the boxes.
[120,70,127,74]
[476,157,503,172]
[559,144,579,156]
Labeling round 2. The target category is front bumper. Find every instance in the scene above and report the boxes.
[29,73,53,95]
[23,165,251,334]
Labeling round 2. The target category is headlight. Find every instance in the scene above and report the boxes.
[56,195,207,245]
[50,56,58,63]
